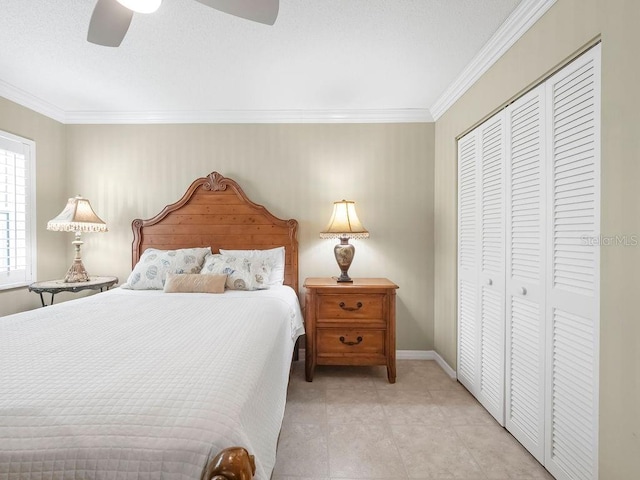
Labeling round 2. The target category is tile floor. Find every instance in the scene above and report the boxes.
[273,360,554,480]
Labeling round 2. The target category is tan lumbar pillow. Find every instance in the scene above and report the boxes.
[163,273,227,294]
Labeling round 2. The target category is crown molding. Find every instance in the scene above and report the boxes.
[0,78,431,124]
[63,108,432,124]
[0,79,66,124]
[430,0,557,121]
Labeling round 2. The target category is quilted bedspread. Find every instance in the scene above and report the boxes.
[0,286,304,480]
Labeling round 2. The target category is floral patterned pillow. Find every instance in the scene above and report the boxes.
[219,246,285,286]
[200,253,271,290]
[122,247,211,290]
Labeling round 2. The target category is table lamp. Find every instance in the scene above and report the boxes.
[47,195,108,283]
[320,200,369,282]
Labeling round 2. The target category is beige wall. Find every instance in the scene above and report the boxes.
[434,0,640,477]
[0,97,68,315]
[65,123,435,351]
[0,104,436,348]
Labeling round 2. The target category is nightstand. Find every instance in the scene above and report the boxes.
[28,276,118,307]
[303,277,399,383]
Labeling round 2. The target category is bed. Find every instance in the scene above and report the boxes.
[0,172,304,480]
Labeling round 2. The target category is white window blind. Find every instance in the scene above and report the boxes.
[0,131,36,289]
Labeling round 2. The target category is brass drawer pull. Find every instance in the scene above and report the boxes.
[339,301,363,311]
[339,336,363,346]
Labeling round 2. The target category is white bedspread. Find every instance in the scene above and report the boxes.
[0,286,304,480]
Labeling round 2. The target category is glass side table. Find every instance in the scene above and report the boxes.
[28,276,119,307]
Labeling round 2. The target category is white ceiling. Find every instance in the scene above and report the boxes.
[0,0,532,123]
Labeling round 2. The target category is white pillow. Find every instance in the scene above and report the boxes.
[122,247,211,290]
[201,253,271,291]
[218,246,285,286]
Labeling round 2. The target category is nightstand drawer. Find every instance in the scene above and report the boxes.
[317,294,384,320]
[317,328,385,355]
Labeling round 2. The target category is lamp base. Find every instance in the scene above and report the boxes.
[64,237,90,283]
[64,259,90,283]
[334,275,354,283]
[334,238,355,283]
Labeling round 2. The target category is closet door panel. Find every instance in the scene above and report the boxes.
[457,132,480,393]
[477,113,506,424]
[545,44,600,480]
[505,84,547,462]
[456,44,601,480]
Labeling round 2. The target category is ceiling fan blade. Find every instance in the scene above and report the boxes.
[87,0,134,47]
[194,0,279,25]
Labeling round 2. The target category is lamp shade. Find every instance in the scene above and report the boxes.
[47,196,108,233]
[320,200,369,239]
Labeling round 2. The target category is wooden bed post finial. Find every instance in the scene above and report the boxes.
[203,446,256,480]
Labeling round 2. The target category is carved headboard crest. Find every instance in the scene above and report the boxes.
[204,172,228,192]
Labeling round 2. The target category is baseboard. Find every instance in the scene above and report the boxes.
[396,350,457,379]
[431,352,457,379]
[395,349,435,360]
[297,349,457,379]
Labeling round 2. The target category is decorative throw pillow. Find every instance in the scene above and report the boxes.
[163,273,227,294]
[122,247,211,290]
[201,253,271,291]
[218,246,285,286]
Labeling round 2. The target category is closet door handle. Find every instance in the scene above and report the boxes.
[487,278,493,286]
[520,287,527,296]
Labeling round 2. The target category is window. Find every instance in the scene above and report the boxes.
[0,131,36,290]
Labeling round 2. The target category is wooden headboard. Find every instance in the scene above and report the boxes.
[132,172,299,292]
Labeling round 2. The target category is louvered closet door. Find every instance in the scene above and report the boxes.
[476,113,506,424]
[544,44,601,480]
[457,111,506,421]
[504,84,547,462]
[457,131,480,393]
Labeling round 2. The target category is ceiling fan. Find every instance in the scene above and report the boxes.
[87,0,279,47]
